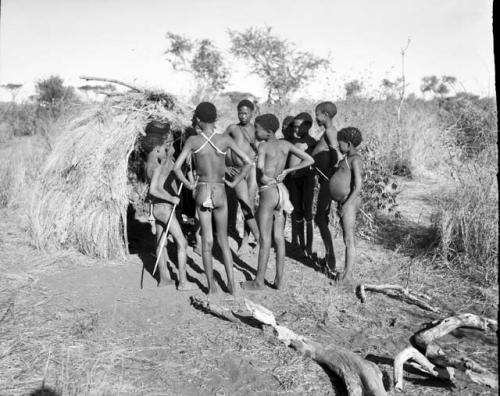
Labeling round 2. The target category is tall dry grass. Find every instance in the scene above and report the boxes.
[432,146,498,286]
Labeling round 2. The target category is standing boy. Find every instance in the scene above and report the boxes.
[313,101,339,272]
[328,127,363,281]
[143,121,195,291]
[224,99,260,253]
[241,114,314,291]
[287,112,317,259]
[174,102,252,295]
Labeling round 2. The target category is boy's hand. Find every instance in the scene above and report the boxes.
[186,180,197,191]
[224,179,236,189]
[170,196,180,206]
[276,170,288,183]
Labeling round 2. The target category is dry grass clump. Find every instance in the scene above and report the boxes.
[432,147,498,286]
[0,136,49,209]
[29,91,191,259]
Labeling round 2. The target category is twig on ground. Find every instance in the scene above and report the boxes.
[357,283,441,313]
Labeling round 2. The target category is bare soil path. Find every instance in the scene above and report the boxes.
[0,177,497,395]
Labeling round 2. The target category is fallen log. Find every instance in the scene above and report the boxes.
[393,346,454,390]
[79,75,145,93]
[190,296,240,324]
[357,284,441,313]
[244,299,387,396]
[412,313,498,389]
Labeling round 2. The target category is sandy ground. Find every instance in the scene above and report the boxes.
[0,177,497,395]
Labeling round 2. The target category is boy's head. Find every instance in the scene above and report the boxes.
[193,102,217,128]
[143,121,173,158]
[281,115,295,141]
[315,101,337,126]
[293,112,313,139]
[254,114,280,141]
[237,99,254,125]
[337,127,362,153]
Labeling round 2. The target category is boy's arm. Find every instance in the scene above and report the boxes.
[278,142,314,181]
[149,162,180,205]
[224,137,252,188]
[173,138,196,190]
[323,125,338,149]
[341,156,363,209]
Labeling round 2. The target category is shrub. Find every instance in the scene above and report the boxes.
[439,94,497,157]
[432,147,498,285]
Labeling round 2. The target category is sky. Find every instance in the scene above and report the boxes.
[0,0,495,102]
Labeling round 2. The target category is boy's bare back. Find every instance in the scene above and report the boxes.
[257,140,293,183]
[187,133,230,183]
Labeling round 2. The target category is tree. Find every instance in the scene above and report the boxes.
[228,26,330,105]
[35,75,75,105]
[344,80,363,98]
[380,78,401,100]
[1,83,23,102]
[165,33,229,94]
[420,75,457,98]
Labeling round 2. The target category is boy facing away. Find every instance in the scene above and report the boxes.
[174,102,252,295]
[312,101,340,272]
[241,114,314,291]
[328,127,363,281]
[224,99,260,253]
[143,121,195,291]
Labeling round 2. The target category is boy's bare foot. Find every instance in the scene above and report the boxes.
[228,283,239,296]
[177,282,198,292]
[272,279,284,290]
[207,283,220,296]
[158,278,176,287]
[240,280,265,291]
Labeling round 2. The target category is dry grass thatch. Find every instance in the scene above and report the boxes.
[29,90,191,259]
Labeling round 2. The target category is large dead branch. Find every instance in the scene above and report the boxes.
[412,313,498,389]
[79,75,144,93]
[357,284,441,313]
[244,299,387,396]
[393,346,454,390]
[190,296,240,324]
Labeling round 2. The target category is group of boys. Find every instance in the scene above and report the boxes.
[142,99,363,296]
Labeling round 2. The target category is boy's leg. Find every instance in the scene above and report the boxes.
[303,175,315,257]
[314,180,336,270]
[241,189,277,290]
[212,186,237,295]
[153,205,175,286]
[234,174,260,253]
[272,211,286,289]
[197,205,218,294]
[339,197,361,281]
[168,216,197,291]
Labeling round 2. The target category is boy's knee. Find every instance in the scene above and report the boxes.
[179,237,188,251]
[202,236,214,250]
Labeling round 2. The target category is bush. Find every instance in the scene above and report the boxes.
[432,147,498,285]
[439,94,497,157]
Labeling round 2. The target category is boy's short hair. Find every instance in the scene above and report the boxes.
[141,132,168,154]
[237,99,254,111]
[294,112,313,128]
[315,101,337,118]
[255,114,279,133]
[282,115,295,129]
[145,120,170,136]
[194,102,217,123]
[337,127,362,147]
